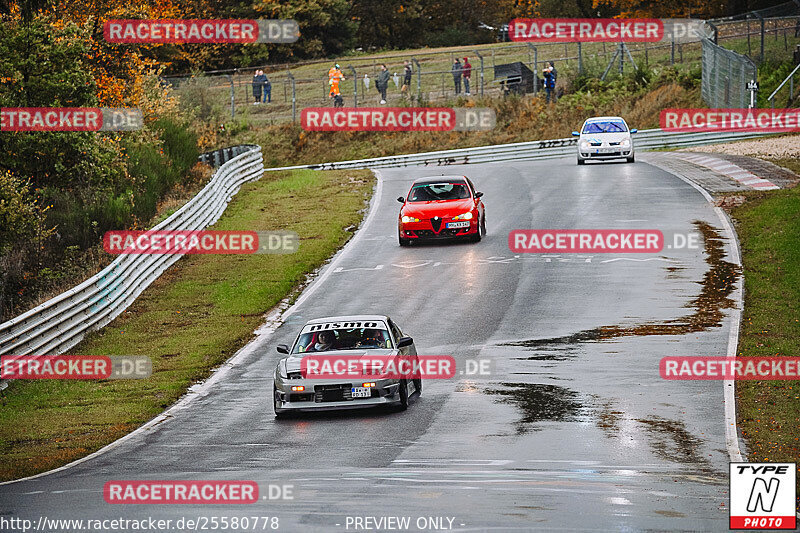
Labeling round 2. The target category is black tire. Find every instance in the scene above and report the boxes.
[471,219,482,243]
[577,158,585,165]
[480,215,487,237]
[273,384,287,419]
[413,377,422,396]
[399,233,410,246]
[397,379,409,410]
[627,155,635,163]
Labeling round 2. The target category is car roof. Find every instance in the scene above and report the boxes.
[584,116,626,123]
[304,315,391,324]
[412,175,468,185]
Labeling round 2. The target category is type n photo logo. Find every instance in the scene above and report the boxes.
[729,462,796,529]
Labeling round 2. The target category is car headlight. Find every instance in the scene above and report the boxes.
[401,215,420,223]
[580,141,590,150]
[278,360,288,379]
[621,139,631,147]
[452,211,474,221]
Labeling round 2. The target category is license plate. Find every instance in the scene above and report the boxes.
[595,147,615,154]
[446,221,470,229]
[351,387,371,398]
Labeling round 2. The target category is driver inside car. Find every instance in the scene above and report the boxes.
[356,328,385,348]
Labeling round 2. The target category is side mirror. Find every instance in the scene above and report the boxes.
[276,344,289,354]
[571,131,580,136]
[630,129,638,134]
[397,196,405,203]
[475,191,483,198]
[397,336,414,348]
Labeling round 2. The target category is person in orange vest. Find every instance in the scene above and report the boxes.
[328,63,345,103]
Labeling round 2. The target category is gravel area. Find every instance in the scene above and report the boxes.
[683,134,800,158]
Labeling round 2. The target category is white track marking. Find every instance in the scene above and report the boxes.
[644,157,745,462]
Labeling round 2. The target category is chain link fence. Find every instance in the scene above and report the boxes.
[165,9,800,123]
[701,38,757,107]
[700,1,800,108]
[165,38,707,125]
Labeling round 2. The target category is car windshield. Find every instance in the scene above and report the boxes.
[582,121,628,134]
[408,182,470,202]
[292,327,393,353]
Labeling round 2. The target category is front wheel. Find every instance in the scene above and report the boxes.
[626,155,635,163]
[413,377,422,396]
[273,384,287,419]
[471,219,483,243]
[399,232,410,247]
[577,158,585,165]
[396,379,409,410]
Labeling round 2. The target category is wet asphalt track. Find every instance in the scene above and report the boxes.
[0,157,740,531]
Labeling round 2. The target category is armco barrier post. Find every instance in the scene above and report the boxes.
[671,33,675,64]
[475,50,485,97]
[752,11,765,63]
[286,69,296,122]
[707,21,719,45]
[412,58,422,102]
[527,44,538,94]
[225,74,235,119]
[348,66,357,107]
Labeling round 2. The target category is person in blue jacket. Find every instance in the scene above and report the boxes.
[543,62,557,104]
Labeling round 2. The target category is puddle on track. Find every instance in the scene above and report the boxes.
[499,221,740,350]
[481,383,587,435]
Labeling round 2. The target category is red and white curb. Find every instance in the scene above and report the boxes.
[676,153,779,190]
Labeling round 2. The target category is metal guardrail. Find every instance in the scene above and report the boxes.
[0,146,264,359]
[291,128,772,171]
[199,144,260,167]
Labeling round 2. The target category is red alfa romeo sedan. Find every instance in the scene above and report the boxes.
[397,175,486,246]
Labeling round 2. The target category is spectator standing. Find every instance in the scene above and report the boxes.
[328,63,345,105]
[376,64,390,104]
[543,62,556,104]
[452,58,462,95]
[252,70,263,105]
[462,57,472,96]
[401,60,413,96]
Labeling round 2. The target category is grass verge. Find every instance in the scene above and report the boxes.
[0,168,375,482]
[731,158,800,492]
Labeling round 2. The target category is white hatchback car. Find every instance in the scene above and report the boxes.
[573,116,637,165]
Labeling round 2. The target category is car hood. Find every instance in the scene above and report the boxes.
[579,132,631,144]
[401,199,475,218]
[281,348,399,373]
